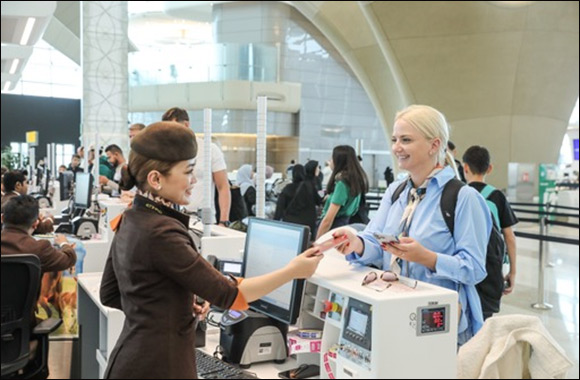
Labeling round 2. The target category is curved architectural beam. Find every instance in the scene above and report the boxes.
[289,1,579,188]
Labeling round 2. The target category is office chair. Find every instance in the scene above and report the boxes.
[1,254,62,379]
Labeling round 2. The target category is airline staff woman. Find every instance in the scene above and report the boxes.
[100,122,323,379]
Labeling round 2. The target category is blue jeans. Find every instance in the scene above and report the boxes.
[457,327,474,349]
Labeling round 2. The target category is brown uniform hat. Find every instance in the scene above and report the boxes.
[131,121,197,161]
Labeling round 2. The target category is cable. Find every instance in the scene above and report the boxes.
[205,310,222,328]
[213,344,224,359]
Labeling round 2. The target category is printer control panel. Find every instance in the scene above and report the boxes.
[220,310,248,327]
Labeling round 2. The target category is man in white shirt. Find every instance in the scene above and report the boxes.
[99,144,126,194]
[162,107,231,225]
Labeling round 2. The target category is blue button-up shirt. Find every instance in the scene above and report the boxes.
[347,166,491,337]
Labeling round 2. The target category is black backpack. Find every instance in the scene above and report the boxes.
[392,178,506,315]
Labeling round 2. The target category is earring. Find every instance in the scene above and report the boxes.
[157,185,162,190]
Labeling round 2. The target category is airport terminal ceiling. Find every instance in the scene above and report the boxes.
[3,1,579,189]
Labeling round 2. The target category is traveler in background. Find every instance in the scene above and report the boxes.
[285,159,296,179]
[333,105,491,346]
[448,140,466,182]
[275,164,320,237]
[1,166,7,197]
[315,145,368,240]
[98,147,115,181]
[129,123,146,140]
[321,160,332,189]
[1,170,29,211]
[305,160,323,204]
[67,154,84,176]
[383,166,395,187]
[236,164,256,216]
[463,145,518,302]
[99,144,126,193]
[162,107,231,226]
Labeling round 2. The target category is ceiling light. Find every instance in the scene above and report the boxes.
[3,82,11,92]
[9,59,20,75]
[20,17,36,45]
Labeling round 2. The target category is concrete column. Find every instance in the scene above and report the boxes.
[82,1,128,152]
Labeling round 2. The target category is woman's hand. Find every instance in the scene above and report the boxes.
[382,237,437,270]
[193,300,210,321]
[287,247,324,279]
[332,228,363,256]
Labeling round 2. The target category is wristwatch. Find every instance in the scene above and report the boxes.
[219,221,231,227]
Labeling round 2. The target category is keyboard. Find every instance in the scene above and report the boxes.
[195,349,259,379]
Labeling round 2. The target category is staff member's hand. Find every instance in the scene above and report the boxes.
[288,247,324,278]
[193,300,210,321]
[382,237,437,270]
[331,228,363,256]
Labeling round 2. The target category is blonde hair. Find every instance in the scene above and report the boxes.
[395,105,459,178]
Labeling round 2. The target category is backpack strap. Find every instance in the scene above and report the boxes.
[479,184,496,199]
[391,180,408,204]
[480,184,501,229]
[439,178,465,236]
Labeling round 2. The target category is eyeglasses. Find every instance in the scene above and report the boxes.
[361,271,399,292]
[361,271,418,291]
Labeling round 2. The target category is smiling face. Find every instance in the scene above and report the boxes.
[391,118,439,175]
[154,159,197,205]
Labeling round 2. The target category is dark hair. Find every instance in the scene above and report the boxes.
[162,107,189,123]
[304,160,319,180]
[3,195,39,229]
[1,166,7,176]
[129,123,146,131]
[3,170,27,192]
[292,164,306,183]
[120,152,179,192]
[447,140,456,151]
[462,145,491,175]
[72,154,81,160]
[105,144,124,156]
[327,145,368,196]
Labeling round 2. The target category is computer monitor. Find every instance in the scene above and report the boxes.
[74,172,93,209]
[59,171,74,201]
[242,218,310,325]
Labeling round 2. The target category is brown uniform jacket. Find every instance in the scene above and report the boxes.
[1,227,77,272]
[100,195,248,379]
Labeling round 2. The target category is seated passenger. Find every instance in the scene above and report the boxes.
[1,195,77,275]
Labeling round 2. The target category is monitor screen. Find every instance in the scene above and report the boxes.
[242,218,310,325]
[74,172,93,209]
[59,171,74,201]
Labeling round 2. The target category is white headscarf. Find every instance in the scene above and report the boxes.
[236,164,254,196]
